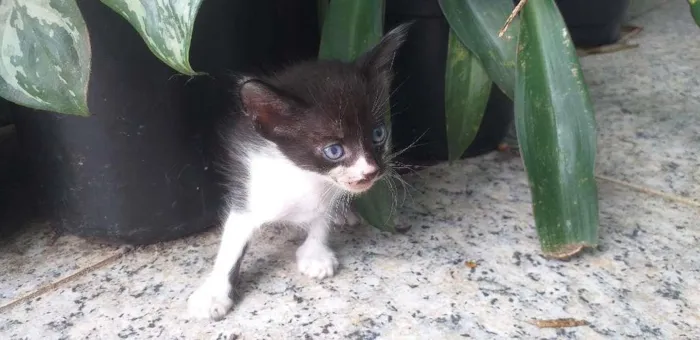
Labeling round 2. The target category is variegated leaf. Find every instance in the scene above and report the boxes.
[0,0,91,116]
[100,0,204,75]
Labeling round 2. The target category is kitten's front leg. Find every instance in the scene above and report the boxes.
[296,217,339,279]
[331,204,361,227]
[188,211,258,321]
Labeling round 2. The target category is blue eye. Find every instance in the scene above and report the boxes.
[322,143,345,160]
[372,125,387,144]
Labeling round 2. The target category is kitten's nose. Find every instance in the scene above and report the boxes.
[362,166,379,180]
[352,157,379,183]
[360,164,379,181]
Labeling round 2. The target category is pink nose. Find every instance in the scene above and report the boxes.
[360,165,379,181]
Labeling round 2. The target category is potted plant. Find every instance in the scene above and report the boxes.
[321,0,700,257]
[383,0,515,164]
[384,0,637,165]
[4,0,698,254]
[317,0,614,258]
[0,0,320,245]
[689,0,700,26]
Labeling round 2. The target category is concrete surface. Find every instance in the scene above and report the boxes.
[1,1,698,339]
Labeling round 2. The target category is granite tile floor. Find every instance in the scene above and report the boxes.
[585,0,700,203]
[1,1,699,339]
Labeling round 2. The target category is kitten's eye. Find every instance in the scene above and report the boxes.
[372,125,387,144]
[322,143,345,161]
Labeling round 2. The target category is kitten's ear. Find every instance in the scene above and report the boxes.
[356,22,412,79]
[239,78,297,134]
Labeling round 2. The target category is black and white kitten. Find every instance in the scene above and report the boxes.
[187,24,410,321]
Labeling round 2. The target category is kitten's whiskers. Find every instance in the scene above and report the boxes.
[387,130,430,162]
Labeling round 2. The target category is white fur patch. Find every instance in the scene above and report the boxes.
[332,208,360,226]
[349,156,377,179]
[188,143,350,320]
[187,276,234,321]
[328,155,381,193]
[296,240,339,279]
[246,148,339,223]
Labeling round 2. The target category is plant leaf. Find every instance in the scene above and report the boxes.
[318,0,384,62]
[689,0,700,27]
[515,0,599,258]
[100,0,203,75]
[444,29,492,162]
[352,179,399,232]
[318,0,395,232]
[317,0,328,33]
[439,0,518,100]
[0,0,90,116]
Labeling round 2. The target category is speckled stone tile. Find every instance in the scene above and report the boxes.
[580,0,700,202]
[0,223,123,307]
[1,153,698,339]
[625,0,670,21]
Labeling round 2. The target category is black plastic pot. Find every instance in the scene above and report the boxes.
[385,0,515,165]
[10,0,320,245]
[555,0,631,47]
[0,102,33,240]
[384,0,631,165]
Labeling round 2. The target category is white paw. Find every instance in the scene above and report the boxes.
[187,278,234,321]
[333,210,361,226]
[296,242,339,279]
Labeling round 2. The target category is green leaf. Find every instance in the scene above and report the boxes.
[100,0,204,76]
[444,29,492,162]
[689,0,700,27]
[352,180,399,232]
[439,0,518,99]
[317,0,328,33]
[515,0,599,257]
[318,0,395,232]
[318,0,384,62]
[0,0,91,116]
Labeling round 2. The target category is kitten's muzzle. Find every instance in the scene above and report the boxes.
[344,169,380,193]
[330,156,382,193]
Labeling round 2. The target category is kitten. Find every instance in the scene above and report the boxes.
[187,23,410,321]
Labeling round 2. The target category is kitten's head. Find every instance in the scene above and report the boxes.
[238,23,410,194]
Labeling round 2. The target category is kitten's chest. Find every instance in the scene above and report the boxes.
[247,156,337,223]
